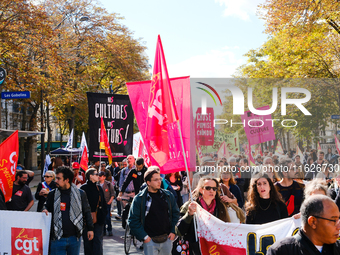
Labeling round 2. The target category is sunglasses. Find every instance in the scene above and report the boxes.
[203,186,218,191]
[44,176,52,178]
[92,173,99,176]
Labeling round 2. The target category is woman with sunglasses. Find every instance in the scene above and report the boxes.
[176,177,243,255]
[245,173,288,224]
[35,170,56,212]
[80,168,107,255]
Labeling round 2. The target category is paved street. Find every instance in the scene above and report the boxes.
[29,170,143,254]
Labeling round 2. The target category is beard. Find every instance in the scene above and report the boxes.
[18,180,26,186]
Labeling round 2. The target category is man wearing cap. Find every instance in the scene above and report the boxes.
[72,162,86,187]
[98,171,115,236]
[128,166,180,255]
[267,195,340,255]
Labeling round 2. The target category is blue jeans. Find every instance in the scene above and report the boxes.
[50,236,81,255]
[83,223,103,255]
[143,238,172,255]
[105,204,112,232]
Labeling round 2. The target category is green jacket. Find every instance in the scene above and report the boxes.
[127,187,180,241]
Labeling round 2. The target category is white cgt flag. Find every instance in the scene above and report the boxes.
[79,132,88,156]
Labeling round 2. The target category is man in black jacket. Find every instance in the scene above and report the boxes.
[267,195,340,255]
[43,166,94,255]
[118,157,147,198]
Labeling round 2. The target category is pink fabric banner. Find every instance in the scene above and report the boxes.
[241,105,276,146]
[126,76,195,174]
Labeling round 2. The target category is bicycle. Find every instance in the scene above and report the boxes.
[121,198,137,254]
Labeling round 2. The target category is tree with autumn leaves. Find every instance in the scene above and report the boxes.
[0,0,149,168]
[228,0,340,151]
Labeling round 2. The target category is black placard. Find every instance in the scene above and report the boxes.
[87,92,134,162]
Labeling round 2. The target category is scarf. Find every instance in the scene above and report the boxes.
[53,183,83,240]
[199,196,216,215]
[42,181,51,190]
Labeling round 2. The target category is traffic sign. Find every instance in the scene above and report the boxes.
[337,131,340,135]
[331,115,340,119]
[1,91,31,99]
[0,67,6,85]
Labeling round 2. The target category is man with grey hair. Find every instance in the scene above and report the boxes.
[263,156,274,166]
[267,195,340,255]
[118,155,136,208]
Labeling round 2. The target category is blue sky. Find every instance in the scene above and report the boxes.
[100,0,268,77]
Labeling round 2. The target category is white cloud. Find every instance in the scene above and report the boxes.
[215,0,265,21]
[168,49,245,78]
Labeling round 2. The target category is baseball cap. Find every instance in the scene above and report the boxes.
[72,162,80,170]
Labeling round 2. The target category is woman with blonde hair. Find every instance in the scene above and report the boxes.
[218,169,244,208]
[176,177,245,255]
[35,170,56,212]
[245,173,288,224]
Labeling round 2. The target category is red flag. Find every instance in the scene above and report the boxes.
[100,117,113,165]
[0,130,19,202]
[80,146,88,171]
[317,141,322,153]
[145,35,179,166]
[334,135,340,155]
[247,143,256,165]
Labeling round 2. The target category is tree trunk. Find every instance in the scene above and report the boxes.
[286,131,290,152]
[46,101,52,154]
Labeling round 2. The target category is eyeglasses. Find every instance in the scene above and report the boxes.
[151,178,163,182]
[44,176,52,178]
[313,215,340,225]
[203,186,218,191]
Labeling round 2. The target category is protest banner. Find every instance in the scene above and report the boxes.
[0,211,51,255]
[132,132,150,166]
[241,105,276,146]
[195,107,214,146]
[195,204,300,255]
[0,130,18,202]
[87,93,133,162]
[217,141,230,160]
[126,76,195,174]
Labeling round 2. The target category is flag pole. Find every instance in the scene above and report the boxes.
[99,132,102,165]
[176,121,193,201]
[176,120,198,241]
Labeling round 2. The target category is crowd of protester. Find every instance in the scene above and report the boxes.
[0,147,340,255]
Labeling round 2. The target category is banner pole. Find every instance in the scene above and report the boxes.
[176,120,198,241]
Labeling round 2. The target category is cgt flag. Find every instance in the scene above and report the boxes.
[0,130,19,202]
[100,117,113,165]
[145,35,179,167]
[80,146,89,171]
